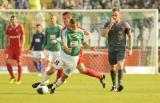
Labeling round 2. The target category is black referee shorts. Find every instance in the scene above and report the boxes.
[108,49,126,65]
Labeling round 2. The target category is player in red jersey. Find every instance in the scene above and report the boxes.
[56,12,106,88]
[5,15,25,84]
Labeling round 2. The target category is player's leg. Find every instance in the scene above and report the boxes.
[15,51,23,84]
[6,50,16,83]
[117,49,126,92]
[77,62,106,88]
[108,51,117,91]
[32,66,56,88]
[6,59,16,83]
[50,73,68,94]
[16,61,22,84]
[117,60,125,92]
[56,69,63,80]
[50,54,79,94]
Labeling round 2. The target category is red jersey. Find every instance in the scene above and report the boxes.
[6,24,24,49]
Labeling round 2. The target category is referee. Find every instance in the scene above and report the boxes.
[101,8,133,92]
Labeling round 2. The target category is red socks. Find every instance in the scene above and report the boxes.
[56,69,63,80]
[83,68,102,80]
[6,63,15,79]
[17,65,22,81]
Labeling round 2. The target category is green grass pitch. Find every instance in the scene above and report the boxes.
[0,74,160,103]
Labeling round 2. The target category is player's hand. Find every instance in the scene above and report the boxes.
[89,46,95,51]
[128,50,132,56]
[67,48,72,53]
[51,39,57,44]
[43,49,46,55]
[111,18,115,24]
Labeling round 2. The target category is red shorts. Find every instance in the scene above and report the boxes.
[78,49,83,64]
[6,48,22,62]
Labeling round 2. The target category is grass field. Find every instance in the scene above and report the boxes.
[0,74,160,103]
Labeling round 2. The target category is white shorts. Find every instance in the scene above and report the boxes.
[32,51,45,59]
[52,51,79,77]
[45,51,60,62]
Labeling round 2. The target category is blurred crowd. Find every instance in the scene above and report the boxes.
[0,0,159,10]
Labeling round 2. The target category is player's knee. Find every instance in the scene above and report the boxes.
[6,59,12,64]
[17,62,22,66]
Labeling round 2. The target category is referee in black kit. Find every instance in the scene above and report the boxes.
[101,8,133,92]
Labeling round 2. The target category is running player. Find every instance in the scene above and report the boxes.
[57,12,106,88]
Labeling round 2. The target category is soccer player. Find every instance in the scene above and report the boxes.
[56,12,106,88]
[101,8,133,92]
[28,24,45,76]
[43,15,62,73]
[37,19,94,94]
[5,14,25,84]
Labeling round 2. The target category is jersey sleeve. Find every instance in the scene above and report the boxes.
[6,25,10,35]
[104,21,110,28]
[124,22,131,35]
[20,24,25,35]
[61,29,67,44]
[57,25,62,41]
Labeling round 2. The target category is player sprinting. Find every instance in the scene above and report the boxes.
[5,14,25,84]
[101,8,133,92]
[35,19,97,94]
[56,12,106,88]
[28,24,45,76]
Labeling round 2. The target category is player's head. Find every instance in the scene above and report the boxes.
[50,15,57,25]
[112,7,121,22]
[36,24,42,32]
[69,19,77,32]
[10,14,17,25]
[62,12,72,25]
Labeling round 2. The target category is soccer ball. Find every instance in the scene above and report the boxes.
[37,85,49,94]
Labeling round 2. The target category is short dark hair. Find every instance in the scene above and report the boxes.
[36,24,42,27]
[112,7,120,12]
[63,12,72,16]
[10,14,16,19]
[70,18,77,25]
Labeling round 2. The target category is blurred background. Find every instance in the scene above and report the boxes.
[0,0,159,73]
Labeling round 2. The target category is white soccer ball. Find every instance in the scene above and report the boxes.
[37,85,49,94]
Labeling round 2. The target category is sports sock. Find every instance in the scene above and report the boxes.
[52,78,63,89]
[83,68,102,80]
[41,73,50,84]
[118,69,123,86]
[17,64,22,81]
[6,63,15,79]
[56,69,63,80]
[110,69,116,86]
[33,61,40,72]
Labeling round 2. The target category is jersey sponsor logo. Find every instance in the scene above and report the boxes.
[50,35,56,39]
[71,33,81,39]
[35,38,41,42]
[70,41,78,47]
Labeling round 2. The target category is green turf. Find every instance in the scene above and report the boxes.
[0,74,160,103]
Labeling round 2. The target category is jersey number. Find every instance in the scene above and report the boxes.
[54,60,60,66]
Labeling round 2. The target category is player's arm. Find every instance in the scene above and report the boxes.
[61,30,71,53]
[51,26,62,44]
[6,26,10,48]
[20,24,25,49]
[101,19,115,37]
[29,35,35,50]
[43,29,48,49]
[125,23,133,56]
[82,41,95,50]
